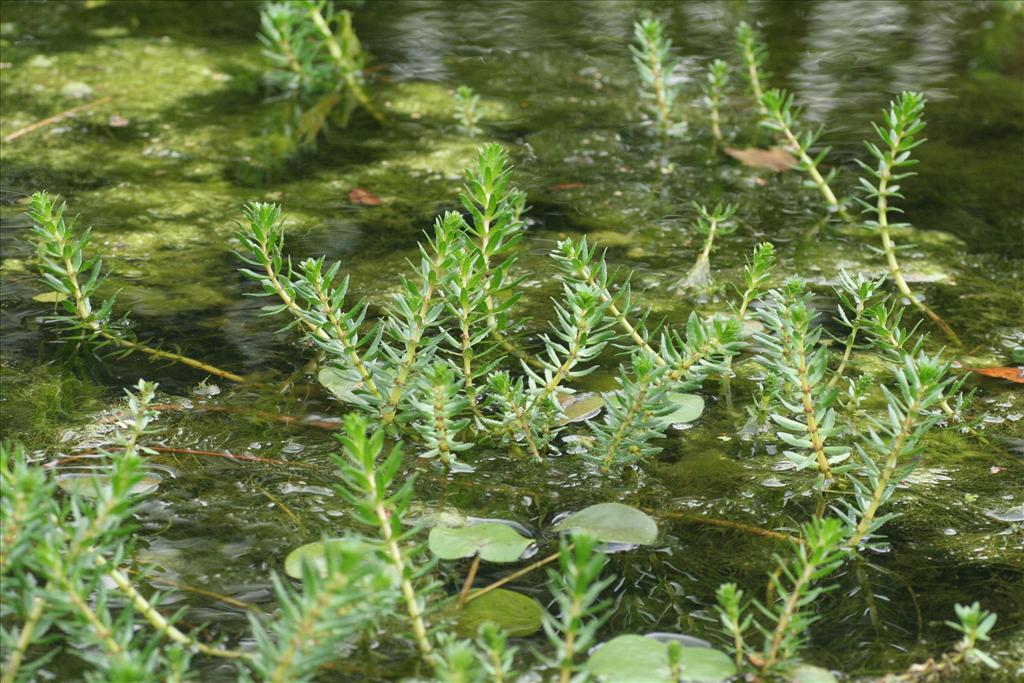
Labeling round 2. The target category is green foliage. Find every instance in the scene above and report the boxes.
[715,517,848,676]
[587,349,669,470]
[330,413,437,659]
[542,533,614,683]
[245,542,396,683]
[234,143,740,472]
[673,202,738,290]
[631,17,682,137]
[705,58,731,140]
[856,91,959,343]
[735,21,768,112]
[753,280,850,485]
[258,1,387,135]
[454,85,483,137]
[409,361,472,466]
[841,350,956,548]
[0,382,207,683]
[761,89,847,217]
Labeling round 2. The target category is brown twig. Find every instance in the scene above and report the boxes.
[650,509,800,544]
[3,97,111,142]
[150,403,341,430]
[457,554,481,608]
[464,548,564,605]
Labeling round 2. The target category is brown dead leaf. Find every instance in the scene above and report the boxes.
[548,182,586,191]
[724,146,798,172]
[348,188,382,206]
[966,366,1024,384]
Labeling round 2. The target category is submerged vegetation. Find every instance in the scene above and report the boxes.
[1,2,1021,682]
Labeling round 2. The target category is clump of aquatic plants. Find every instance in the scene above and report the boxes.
[258,0,387,141]
[233,143,742,470]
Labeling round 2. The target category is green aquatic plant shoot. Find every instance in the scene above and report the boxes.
[28,193,245,384]
[856,91,960,344]
[761,89,850,220]
[705,58,731,141]
[631,17,682,137]
[453,85,483,137]
[735,21,768,115]
[672,202,738,290]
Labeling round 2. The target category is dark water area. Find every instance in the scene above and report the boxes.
[1,1,1022,680]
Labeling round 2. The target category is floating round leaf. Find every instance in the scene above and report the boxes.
[428,522,532,563]
[552,502,657,545]
[586,635,674,683]
[673,647,737,682]
[56,472,161,498]
[457,589,542,637]
[285,538,375,579]
[785,664,838,683]
[655,392,704,427]
[559,392,605,424]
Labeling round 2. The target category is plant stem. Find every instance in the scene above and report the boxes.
[573,260,662,364]
[642,30,672,137]
[58,245,244,383]
[1,596,44,683]
[874,170,959,345]
[774,119,850,221]
[463,549,563,604]
[740,43,766,116]
[794,331,834,483]
[826,298,866,390]
[763,555,816,670]
[307,6,389,127]
[380,280,439,426]
[457,554,481,608]
[98,556,247,659]
[847,386,925,548]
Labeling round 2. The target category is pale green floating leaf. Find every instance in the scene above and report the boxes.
[552,502,657,545]
[405,502,468,529]
[586,635,736,683]
[284,540,391,581]
[655,392,704,427]
[785,664,838,683]
[457,588,542,638]
[674,647,737,682]
[586,635,674,683]
[32,291,68,303]
[56,472,160,498]
[428,522,532,563]
[559,392,605,424]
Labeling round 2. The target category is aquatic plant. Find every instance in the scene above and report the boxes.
[541,533,613,683]
[631,17,682,137]
[761,89,850,220]
[840,350,956,549]
[331,413,437,660]
[735,21,768,115]
[705,58,731,141]
[236,144,741,471]
[28,192,244,383]
[888,603,1000,681]
[0,382,238,683]
[856,91,959,344]
[753,279,850,486]
[672,202,738,290]
[453,85,483,137]
[715,517,848,678]
[258,1,387,132]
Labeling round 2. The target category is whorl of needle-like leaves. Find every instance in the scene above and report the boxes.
[631,17,682,137]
